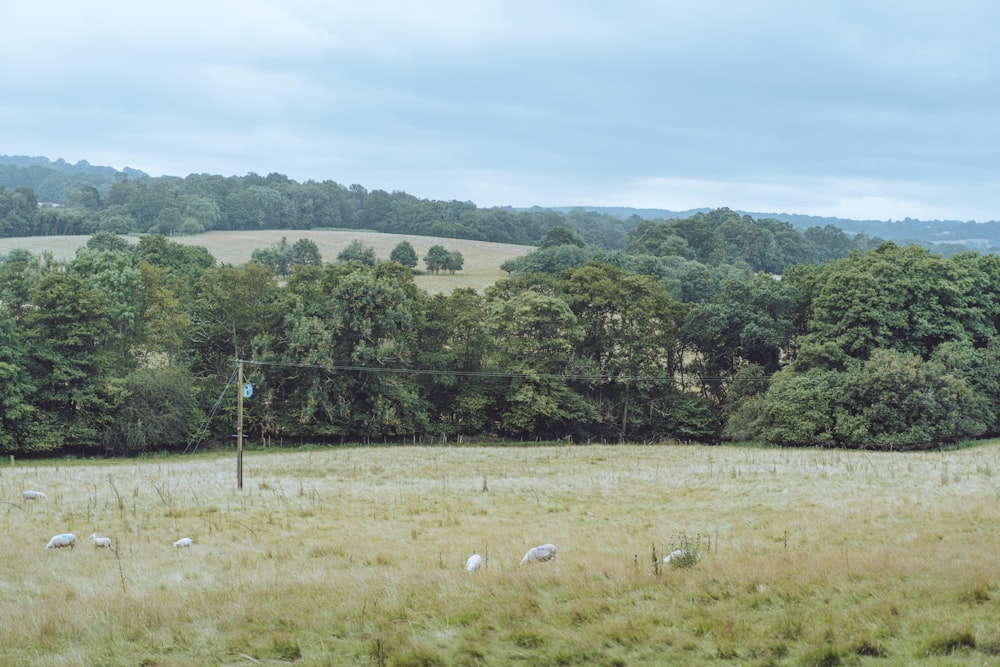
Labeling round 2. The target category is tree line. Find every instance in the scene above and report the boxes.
[0,228,998,456]
[0,172,882,276]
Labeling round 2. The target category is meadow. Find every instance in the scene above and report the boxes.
[0,231,533,293]
[2,443,1000,666]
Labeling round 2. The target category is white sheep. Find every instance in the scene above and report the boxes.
[173,537,193,548]
[89,533,112,549]
[46,533,76,549]
[663,548,696,566]
[520,543,557,565]
[22,490,46,500]
[465,552,483,572]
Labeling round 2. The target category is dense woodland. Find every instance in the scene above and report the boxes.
[1,157,999,454]
[0,228,997,454]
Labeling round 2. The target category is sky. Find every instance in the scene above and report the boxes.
[1,1,998,222]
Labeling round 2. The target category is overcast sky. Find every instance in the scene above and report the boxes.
[1,1,998,221]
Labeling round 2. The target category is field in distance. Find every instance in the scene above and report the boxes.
[3,443,1000,665]
[0,230,534,293]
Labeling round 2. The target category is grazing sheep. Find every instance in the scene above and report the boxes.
[465,552,483,572]
[173,537,193,548]
[663,548,696,566]
[89,533,112,549]
[22,490,46,500]
[520,543,557,565]
[46,533,76,549]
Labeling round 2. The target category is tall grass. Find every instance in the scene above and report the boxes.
[2,443,999,665]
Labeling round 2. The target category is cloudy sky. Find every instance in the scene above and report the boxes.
[1,1,998,221]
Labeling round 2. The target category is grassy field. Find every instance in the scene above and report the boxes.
[0,231,533,293]
[3,443,1000,665]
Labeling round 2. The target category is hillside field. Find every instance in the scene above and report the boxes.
[0,231,534,293]
[3,443,1000,665]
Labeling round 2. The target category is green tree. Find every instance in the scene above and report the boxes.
[23,272,122,451]
[133,234,215,301]
[746,350,986,449]
[136,261,191,363]
[0,249,48,325]
[839,349,985,449]
[0,308,36,453]
[103,367,199,454]
[0,187,38,236]
[251,237,293,276]
[423,244,450,274]
[484,291,596,438]
[64,185,103,211]
[150,207,183,235]
[390,240,418,268]
[290,238,322,268]
[793,243,987,371]
[539,226,585,249]
[745,369,845,447]
[70,248,144,367]
[86,230,134,253]
[337,239,377,266]
[180,194,221,232]
[445,250,464,274]
[681,273,795,392]
[557,262,692,440]
[254,268,428,441]
[188,263,283,376]
[414,288,493,435]
[500,245,588,275]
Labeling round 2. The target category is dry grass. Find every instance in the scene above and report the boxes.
[2,443,1000,665]
[0,231,532,293]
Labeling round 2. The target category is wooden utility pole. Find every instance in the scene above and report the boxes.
[237,359,244,490]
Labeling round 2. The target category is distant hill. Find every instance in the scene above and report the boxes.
[0,155,149,202]
[2,155,998,253]
[540,206,1000,253]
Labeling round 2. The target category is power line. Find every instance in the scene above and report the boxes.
[238,358,692,384]
[238,357,992,385]
[184,365,239,454]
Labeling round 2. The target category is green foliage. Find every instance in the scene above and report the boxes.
[7,194,1000,451]
[70,248,145,366]
[501,244,588,275]
[133,234,215,300]
[389,240,418,268]
[23,272,123,450]
[0,308,35,453]
[251,236,322,277]
[86,230,134,253]
[445,250,464,273]
[189,263,282,376]
[423,244,450,273]
[103,367,199,454]
[748,351,986,449]
[682,273,795,389]
[539,225,585,249]
[252,265,429,440]
[337,239,377,266]
[289,237,322,267]
[795,243,985,368]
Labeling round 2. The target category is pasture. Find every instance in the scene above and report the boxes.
[3,443,1000,665]
[0,231,533,293]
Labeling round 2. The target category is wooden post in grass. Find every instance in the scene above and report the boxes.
[237,359,244,490]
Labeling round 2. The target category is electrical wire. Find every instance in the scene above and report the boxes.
[184,365,239,454]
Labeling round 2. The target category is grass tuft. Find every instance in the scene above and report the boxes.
[920,629,976,656]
